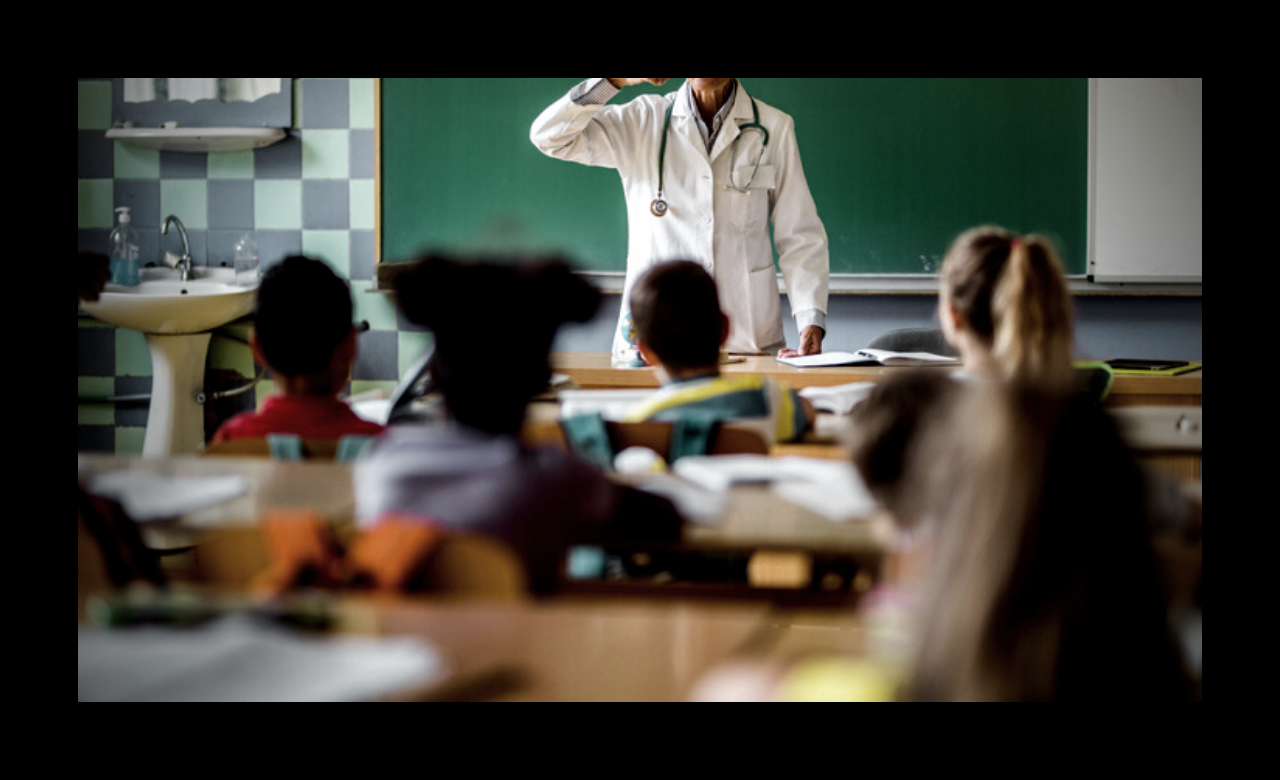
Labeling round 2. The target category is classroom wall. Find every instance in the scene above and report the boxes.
[77,78,1202,456]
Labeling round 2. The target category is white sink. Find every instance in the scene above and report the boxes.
[81,267,258,457]
[81,267,256,335]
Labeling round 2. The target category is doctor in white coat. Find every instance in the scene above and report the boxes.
[530,78,830,364]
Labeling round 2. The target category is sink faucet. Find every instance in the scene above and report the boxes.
[161,215,193,281]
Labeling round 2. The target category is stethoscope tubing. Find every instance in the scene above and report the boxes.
[652,92,768,218]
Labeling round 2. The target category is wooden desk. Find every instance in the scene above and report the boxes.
[79,454,356,531]
[77,589,775,701]
[551,352,1204,407]
[349,596,773,701]
[79,453,889,600]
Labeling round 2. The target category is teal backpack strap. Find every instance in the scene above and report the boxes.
[266,433,304,461]
[669,415,720,462]
[335,435,375,462]
[560,413,615,470]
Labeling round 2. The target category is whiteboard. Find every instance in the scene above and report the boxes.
[1090,78,1202,283]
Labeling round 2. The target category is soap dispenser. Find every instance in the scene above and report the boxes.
[108,207,140,286]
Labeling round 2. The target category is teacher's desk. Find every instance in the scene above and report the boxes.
[550,352,1203,408]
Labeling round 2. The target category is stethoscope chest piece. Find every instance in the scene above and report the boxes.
[650,196,668,218]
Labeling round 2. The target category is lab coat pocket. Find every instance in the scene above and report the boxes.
[727,165,775,235]
[735,164,776,192]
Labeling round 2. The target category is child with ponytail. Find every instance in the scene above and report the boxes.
[938,226,1076,388]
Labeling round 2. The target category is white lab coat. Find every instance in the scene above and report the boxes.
[530,79,830,358]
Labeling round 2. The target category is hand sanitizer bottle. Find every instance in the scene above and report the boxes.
[233,233,260,286]
[108,207,140,286]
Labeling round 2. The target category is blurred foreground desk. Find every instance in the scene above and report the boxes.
[551,352,1203,407]
[78,453,890,601]
[353,596,773,701]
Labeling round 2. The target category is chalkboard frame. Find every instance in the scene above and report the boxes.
[374,79,1196,295]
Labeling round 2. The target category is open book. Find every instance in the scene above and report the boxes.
[776,348,959,368]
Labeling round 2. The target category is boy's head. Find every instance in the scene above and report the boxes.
[253,255,355,388]
[629,260,728,373]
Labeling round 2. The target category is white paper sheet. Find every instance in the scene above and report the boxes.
[82,470,251,523]
[77,616,448,702]
[672,455,878,522]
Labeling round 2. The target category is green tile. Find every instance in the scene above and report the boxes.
[78,81,113,130]
[209,327,256,376]
[349,379,398,399]
[113,142,161,179]
[349,179,376,230]
[115,329,152,377]
[301,129,349,179]
[78,179,115,229]
[254,179,302,230]
[398,331,435,375]
[208,150,256,179]
[160,180,209,230]
[302,231,350,277]
[352,280,398,331]
[115,427,146,456]
[350,79,377,129]
[78,377,117,425]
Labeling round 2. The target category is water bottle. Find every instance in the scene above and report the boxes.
[233,234,260,286]
[108,207,140,286]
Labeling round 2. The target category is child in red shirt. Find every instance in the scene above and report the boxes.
[211,255,384,445]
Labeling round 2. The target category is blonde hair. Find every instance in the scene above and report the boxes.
[902,384,1190,701]
[941,226,1075,387]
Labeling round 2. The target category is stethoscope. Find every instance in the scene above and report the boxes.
[651,94,770,218]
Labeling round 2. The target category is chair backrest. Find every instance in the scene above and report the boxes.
[525,417,770,468]
[866,328,958,357]
[203,434,374,462]
[418,533,529,601]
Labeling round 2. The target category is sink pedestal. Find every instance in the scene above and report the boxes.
[77,267,257,457]
[142,333,213,457]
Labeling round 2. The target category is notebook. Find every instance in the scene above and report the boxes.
[776,348,959,368]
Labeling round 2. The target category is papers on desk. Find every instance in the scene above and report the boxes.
[777,349,959,368]
[80,469,250,523]
[77,615,448,702]
[633,473,728,525]
[673,455,878,522]
[798,381,878,415]
[558,389,655,421]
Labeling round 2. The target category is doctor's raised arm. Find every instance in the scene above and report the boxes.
[530,78,830,365]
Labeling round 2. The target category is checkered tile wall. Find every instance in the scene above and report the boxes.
[77,78,432,455]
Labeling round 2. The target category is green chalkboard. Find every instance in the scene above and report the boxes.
[380,78,1088,278]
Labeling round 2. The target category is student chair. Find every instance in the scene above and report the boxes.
[525,416,770,470]
[418,533,529,600]
[190,513,529,601]
[202,434,375,462]
[866,328,959,358]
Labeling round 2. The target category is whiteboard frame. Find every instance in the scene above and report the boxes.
[1087,78,1202,286]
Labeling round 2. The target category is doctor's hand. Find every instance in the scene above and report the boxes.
[777,326,825,359]
[608,79,671,88]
